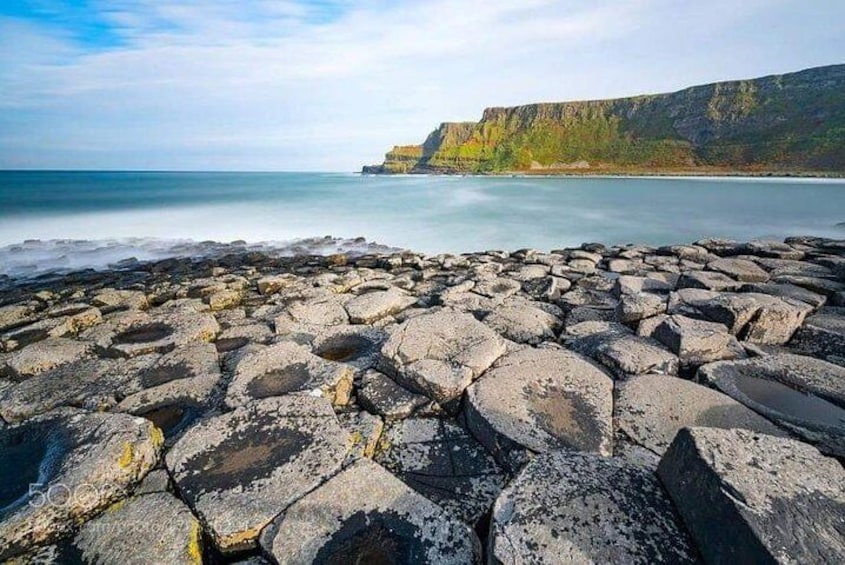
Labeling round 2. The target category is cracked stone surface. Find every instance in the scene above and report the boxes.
[379,309,506,404]
[260,459,481,565]
[0,409,161,560]
[165,395,350,554]
[658,427,845,564]
[465,347,613,470]
[615,374,787,455]
[490,450,699,564]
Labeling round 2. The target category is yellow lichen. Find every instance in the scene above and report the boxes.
[187,520,203,564]
[150,426,165,451]
[118,442,134,468]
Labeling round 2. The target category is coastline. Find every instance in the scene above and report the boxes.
[361,168,845,179]
[1,235,844,561]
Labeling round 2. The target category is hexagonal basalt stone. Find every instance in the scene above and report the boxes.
[358,370,433,421]
[3,337,92,380]
[658,427,845,564]
[165,396,350,554]
[375,418,507,526]
[490,450,698,564]
[0,410,161,560]
[74,492,202,565]
[379,309,506,404]
[707,258,770,282]
[311,325,389,371]
[465,347,613,470]
[650,314,745,368]
[696,292,812,345]
[226,341,354,408]
[698,354,845,456]
[790,306,845,366]
[565,324,679,379]
[107,309,220,357]
[260,459,481,564]
[616,374,786,455]
[0,356,152,423]
[344,287,416,324]
[482,300,562,345]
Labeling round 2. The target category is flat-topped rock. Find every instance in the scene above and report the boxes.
[226,341,353,408]
[375,418,507,526]
[482,299,562,344]
[708,257,770,282]
[344,287,416,324]
[790,306,845,366]
[274,293,350,333]
[698,354,845,455]
[696,292,812,345]
[310,325,388,370]
[358,370,432,420]
[616,374,786,455]
[465,347,613,470]
[650,314,745,367]
[490,450,698,564]
[166,396,349,554]
[74,492,202,565]
[565,324,679,379]
[678,270,742,292]
[0,304,37,332]
[742,282,827,307]
[260,459,481,564]
[0,356,152,422]
[2,337,92,380]
[0,409,161,560]
[107,309,220,357]
[91,288,149,311]
[379,309,506,404]
[658,427,845,564]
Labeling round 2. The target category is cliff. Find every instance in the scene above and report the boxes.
[362,64,845,174]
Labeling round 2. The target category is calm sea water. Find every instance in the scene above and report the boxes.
[1,171,844,276]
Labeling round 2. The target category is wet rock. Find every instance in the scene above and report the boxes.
[565,324,679,379]
[790,306,845,365]
[696,292,811,345]
[379,309,506,404]
[651,314,745,367]
[615,291,667,323]
[260,459,481,564]
[165,395,350,554]
[74,492,202,565]
[708,258,769,282]
[482,299,562,344]
[616,374,786,455]
[107,309,220,357]
[658,427,845,564]
[358,370,432,420]
[344,287,416,324]
[0,409,161,559]
[465,347,613,470]
[490,450,698,564]
[3,338,92,380]
[226,341,353,408]
[375,418,507,526]
[698,354,845,455]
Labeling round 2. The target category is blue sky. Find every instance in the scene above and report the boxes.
[1,0,844,171]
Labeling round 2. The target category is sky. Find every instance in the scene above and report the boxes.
[0,0,843,171]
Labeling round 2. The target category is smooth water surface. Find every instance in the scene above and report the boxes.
[1,171,844,275]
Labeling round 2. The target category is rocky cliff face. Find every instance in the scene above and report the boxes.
[362,64,845,174]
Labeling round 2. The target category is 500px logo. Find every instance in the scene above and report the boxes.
[27,483,122,509]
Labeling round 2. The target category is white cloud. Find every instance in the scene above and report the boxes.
[0,0,843,170]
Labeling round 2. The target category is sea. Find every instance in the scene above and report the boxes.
[1,171,844,279]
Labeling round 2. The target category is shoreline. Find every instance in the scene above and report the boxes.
[362,168,845,179]
[0,235,844,561]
